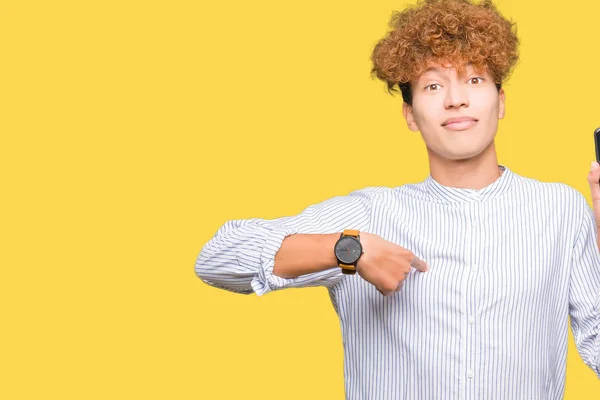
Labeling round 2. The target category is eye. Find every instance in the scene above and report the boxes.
[424,83,441,91]
[468,77,484,84]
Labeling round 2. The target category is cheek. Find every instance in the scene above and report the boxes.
[412,100,442,129]
[479,105,500,133]
[474,91,500,117]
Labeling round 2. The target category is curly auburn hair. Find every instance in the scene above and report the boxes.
[371,0,519,105]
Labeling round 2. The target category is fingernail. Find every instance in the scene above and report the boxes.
[592,162,599,171]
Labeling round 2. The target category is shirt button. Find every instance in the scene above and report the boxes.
[471,217,478,227]
[471,265,477,273]
[468,316,475,325]
[467,369,474,379]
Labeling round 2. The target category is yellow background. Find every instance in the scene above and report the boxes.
[2,0,600,398]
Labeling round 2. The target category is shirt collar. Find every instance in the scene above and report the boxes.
[420,164,515,204]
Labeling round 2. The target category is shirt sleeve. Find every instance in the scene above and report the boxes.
[194,187,383,296]
[569,194,600,379]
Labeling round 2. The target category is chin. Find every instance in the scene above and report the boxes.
[435,146,489,162]
[430,136,494,161]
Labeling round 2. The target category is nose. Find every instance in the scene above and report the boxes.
[444,83,469,109]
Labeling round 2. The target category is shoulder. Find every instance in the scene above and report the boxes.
[348,186,394,200]
[514,174,587,209]
[511,175,592,238]
[340,186,398,215]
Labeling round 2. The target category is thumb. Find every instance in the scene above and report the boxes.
[410,255,429,272]
[588,161,600,227]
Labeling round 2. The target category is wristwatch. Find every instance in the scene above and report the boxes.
[334,229,363,275]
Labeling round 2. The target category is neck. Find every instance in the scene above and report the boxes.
[427,141,502,190]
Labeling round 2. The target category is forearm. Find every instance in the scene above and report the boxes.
[196,188,376,295]
[273,233,340,279]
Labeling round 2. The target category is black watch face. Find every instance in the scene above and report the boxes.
[335,236,362,264]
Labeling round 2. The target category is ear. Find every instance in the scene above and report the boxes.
[402,102,419,132]
[498,88,506,120]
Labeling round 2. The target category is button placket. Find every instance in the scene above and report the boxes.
[465,204,481,386]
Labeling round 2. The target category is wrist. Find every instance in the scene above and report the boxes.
[334,229,363,275]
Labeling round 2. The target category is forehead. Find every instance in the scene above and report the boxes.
[418,62,488,80]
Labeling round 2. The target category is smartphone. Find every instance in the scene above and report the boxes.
[595,127,600,163]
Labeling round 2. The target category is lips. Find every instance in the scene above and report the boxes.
[442,116,478,131]
[442,116,478,126]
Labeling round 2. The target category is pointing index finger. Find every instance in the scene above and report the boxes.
[410,255,429,272]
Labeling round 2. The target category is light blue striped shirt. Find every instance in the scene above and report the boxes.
[195,164,600,399]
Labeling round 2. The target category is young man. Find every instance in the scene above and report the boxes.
[196,0,600,398]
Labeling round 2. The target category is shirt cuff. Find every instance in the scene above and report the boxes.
[251,226,300,296]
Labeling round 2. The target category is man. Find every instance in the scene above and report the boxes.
[195,0,600,398]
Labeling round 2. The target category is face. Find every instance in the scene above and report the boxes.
[402,62,505,162]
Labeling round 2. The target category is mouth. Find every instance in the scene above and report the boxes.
[442,119,478,131]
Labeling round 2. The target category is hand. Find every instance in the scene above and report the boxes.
[588,161,600,249]
[357,232,429,296]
